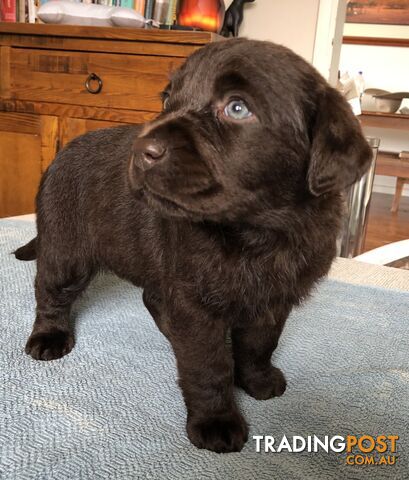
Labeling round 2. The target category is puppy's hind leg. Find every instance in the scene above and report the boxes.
[25,253,94,361]
[143,288,170,339]
[232,303,291,400]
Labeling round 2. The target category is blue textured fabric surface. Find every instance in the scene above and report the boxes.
[1,219,408,480]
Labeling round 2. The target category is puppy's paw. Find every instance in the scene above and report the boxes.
[25,329,74,361]
[187,410,248,453]
[236,365,286,400]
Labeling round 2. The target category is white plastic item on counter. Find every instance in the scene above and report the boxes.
[355,71,365,98]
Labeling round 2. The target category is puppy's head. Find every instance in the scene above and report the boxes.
[129,39,372,223]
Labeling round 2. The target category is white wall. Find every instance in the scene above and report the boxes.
[344,22,409,39]
[225,0,348,84]
[225,0,320,62]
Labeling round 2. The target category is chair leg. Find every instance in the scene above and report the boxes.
[391,177,405,213]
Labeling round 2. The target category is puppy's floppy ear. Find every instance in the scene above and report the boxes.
[307,86,373,196]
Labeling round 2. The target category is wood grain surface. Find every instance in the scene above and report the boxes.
[10,48,184,112]
[0,22,219,45]
[0,112,42,217]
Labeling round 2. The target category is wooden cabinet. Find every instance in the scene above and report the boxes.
[10,49,184,111]
[0,112,58,217]
[0,23,217,217]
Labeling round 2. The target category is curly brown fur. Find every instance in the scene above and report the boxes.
[15,38,372,453]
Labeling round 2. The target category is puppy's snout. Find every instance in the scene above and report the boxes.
[134,138,167,171]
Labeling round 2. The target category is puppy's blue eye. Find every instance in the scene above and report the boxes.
[223,100,252,120]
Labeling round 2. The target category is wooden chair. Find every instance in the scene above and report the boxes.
[391,177,409,213]
[374,151,409,213]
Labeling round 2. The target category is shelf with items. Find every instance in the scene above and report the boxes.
[359,111,409,131]
[0,1,179,27]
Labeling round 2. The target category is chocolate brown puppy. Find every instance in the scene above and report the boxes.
[15,39,372,453]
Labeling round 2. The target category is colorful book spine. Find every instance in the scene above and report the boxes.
[134,0,146,16]
[18,0,26,23]
[0,0,17,22]
[121,0,135,7]
[165,0,177,26]
[144,0,154,20]
[27,0,35,23]
[153,0,168,24]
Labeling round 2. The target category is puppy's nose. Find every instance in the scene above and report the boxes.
[134,138,167,171]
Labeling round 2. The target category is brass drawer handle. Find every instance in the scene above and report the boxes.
[85,73,103,94]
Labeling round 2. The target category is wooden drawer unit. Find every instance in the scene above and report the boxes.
[0,23,218,217]
[10,49,185,112]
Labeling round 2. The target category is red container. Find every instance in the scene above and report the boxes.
[178,0,225,33]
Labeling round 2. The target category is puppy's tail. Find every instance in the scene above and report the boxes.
[14,237,37,261]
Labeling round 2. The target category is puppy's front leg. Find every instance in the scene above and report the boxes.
[167,297,248,453]
[25,256,93,361]
[232,303,291,400]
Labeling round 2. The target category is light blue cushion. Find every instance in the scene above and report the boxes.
[1,219,408,479]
